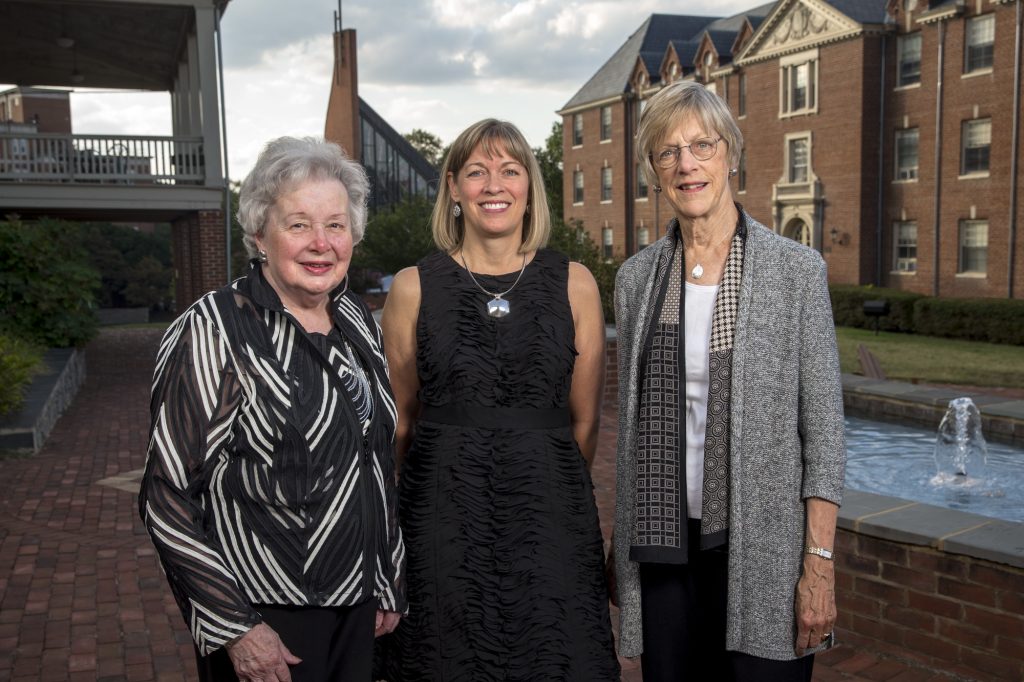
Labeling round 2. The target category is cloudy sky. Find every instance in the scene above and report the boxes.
[14,0,766,177]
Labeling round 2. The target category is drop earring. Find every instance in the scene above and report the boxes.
[453,203,462,217]
[257,249,268,263]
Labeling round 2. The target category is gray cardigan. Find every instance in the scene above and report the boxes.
[612,211,846,661]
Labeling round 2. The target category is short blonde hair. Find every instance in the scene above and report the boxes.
[432,119,550,253]
[237,137,370,257]
[635,80,743,189]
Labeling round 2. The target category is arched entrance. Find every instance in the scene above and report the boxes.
[784,218,812,247]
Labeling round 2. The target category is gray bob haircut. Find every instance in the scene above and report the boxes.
[237,136,370,257]
[635,80,743,188]
[432,118,551,253]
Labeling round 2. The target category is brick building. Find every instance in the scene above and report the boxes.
[559,0,1024,299]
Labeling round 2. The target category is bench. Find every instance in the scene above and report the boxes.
[857,344,886,380]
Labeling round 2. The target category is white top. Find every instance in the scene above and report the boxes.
[683,281,719,519]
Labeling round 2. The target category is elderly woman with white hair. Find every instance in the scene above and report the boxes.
[611,81,846,680]
[139,136,405,682]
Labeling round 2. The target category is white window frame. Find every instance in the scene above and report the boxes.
[572,170,584,205]
[635,163,648,200]
[895,128,919,181]
[964,14,995,75]
[600,106,612,142]
[779,49,819,117]
[897,33,922,88]
[602,226,614,260]
[960,118,991,177]
[601,166,613,203]
[572,113,583,147]
[892,221,918,273]
[958,219,988,275]
[783,132,812,183]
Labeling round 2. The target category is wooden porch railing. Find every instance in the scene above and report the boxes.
[0,133,205,185]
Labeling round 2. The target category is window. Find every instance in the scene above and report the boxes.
[781,59,817,115]
[573,170,584,203]
[600,106,612,141]
[573,113,583,146]
[895,128,919,180]
[601,167,613,201]
[737,73,746,117]
[636,163,648,199]
[737,149,746,192]
[602,226,614,259]
[959,220,988,274]
[893,221,917,272]
[788,137,809,182]
[961,118,991,175]
[897,33,922,86]
[965,14,995,73]
[638,226,650,248]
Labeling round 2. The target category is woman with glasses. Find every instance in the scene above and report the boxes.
[609,80,846,680]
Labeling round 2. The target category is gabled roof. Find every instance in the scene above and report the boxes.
[559,4,774,112]
[829,0,891,24]
[560,14,717,111]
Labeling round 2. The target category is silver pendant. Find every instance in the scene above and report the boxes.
[691,263,704,279]
[487,296,511,318]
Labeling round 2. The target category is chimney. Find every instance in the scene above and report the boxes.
[324,28,361,162]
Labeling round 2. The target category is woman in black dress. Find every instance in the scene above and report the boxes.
[380,119,619,681]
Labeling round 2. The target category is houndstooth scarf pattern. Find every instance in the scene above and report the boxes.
[630,216,745,562]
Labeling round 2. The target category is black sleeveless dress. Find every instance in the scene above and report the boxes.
[386,249,619,681]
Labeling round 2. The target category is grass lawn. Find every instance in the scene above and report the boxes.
[835,326,1024,389]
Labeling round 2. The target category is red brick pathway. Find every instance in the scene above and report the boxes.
[0,329,968,681]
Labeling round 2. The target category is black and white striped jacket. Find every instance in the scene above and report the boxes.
[140,263,405,655]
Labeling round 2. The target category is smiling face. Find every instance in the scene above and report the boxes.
[256,177,353,310]
[447,142,530,242]
[655,115,734,226]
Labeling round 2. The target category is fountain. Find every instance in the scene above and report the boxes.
[932,397,989,485]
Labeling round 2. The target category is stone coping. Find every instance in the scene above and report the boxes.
[0,348,85,452]
[839,489,1024,569]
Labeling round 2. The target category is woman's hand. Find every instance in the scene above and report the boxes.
[226,623,302,682]
[375,609,401,637]
[794,554,836,655]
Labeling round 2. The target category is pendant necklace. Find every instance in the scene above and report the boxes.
[460,251,528,318]
[688,227,735,280]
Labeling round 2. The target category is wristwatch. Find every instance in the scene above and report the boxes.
[805,546,834,560]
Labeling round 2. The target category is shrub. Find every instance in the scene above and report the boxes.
[829,285,924,333]
[0,218,100,347]
[0,334,43,416]
[913,297,1024,345]
[548,218,620,323]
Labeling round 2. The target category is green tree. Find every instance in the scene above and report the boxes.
[354,195,436,276]
[534,120,619,321]
[534,121,564,218]
[0,218,100,347]
[404,129,445,169]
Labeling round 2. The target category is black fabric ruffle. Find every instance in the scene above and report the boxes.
[378,250,619,681]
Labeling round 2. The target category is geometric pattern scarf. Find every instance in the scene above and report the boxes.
[630,216,745,563]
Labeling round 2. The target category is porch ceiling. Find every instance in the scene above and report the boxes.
[0,0,226,91]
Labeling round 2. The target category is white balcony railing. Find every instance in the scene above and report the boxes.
[0,133,205,185]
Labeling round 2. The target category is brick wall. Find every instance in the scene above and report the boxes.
[835,529,1024,681]
[171,209,226,310]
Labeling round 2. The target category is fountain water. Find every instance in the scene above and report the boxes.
[932,397,989,486]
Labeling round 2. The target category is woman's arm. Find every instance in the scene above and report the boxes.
[567,261,606,467]
[381,266,422,471]
[139,310,264,653]
[793,256,846,654]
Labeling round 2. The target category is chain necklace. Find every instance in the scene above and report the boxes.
[459,251,528,318]
[688,226,735,280]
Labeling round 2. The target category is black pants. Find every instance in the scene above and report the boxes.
[639,521,814,682]
[195,600,376,682]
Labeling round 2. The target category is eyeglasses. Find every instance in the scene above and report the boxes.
[651,137,722,168]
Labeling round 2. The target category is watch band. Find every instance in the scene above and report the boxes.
[805,546,834,560]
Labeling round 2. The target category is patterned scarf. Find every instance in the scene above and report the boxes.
[629,215,745,564]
